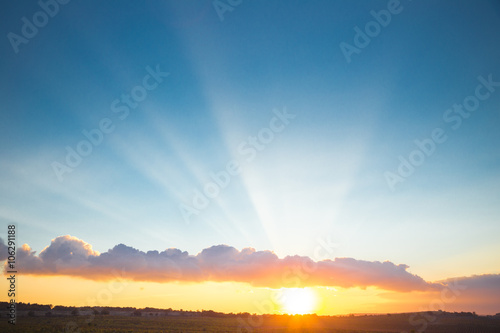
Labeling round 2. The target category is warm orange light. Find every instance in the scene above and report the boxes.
[280,288,317,315]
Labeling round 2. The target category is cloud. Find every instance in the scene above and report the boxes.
[0,237,8,261]
[1,235,441,291]
[377,274,500,315]
[440,274,500,291]
[437,274,500,313]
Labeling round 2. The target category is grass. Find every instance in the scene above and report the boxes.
[0,315,395,333]
[1,313,499,333]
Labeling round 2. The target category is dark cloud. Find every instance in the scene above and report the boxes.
[439,274,500,303]
[441,274,500,291]
[426,274,500,314]
[2,235,443,292]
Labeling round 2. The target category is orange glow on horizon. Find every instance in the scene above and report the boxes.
[1,275,494,316]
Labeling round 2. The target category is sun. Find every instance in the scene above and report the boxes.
[280,288,317,315]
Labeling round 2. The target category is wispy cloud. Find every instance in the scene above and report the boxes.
[0,235,447,292]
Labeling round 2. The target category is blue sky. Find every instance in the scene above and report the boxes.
[1,0,500,284]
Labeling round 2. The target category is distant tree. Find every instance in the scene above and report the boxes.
[71,309,79,316]
[45,311,52,317]
[101,309,110,315]
[28,310,36,317]
[132,310,142,317]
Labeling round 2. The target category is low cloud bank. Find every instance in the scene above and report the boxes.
[0,235,493,293]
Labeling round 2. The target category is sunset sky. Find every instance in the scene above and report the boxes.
[1,0,500,316]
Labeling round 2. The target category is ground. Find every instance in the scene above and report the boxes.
[1,313,500,333]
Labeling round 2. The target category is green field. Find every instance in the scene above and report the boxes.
[1,314,500,333]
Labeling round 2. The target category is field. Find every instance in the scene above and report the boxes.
[1,313,500,333]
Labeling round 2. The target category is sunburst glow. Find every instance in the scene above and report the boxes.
[280,288,317,315]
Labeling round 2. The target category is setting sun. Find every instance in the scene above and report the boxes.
[280,288,317,315]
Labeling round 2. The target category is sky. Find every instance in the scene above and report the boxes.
[1,0,500,318]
